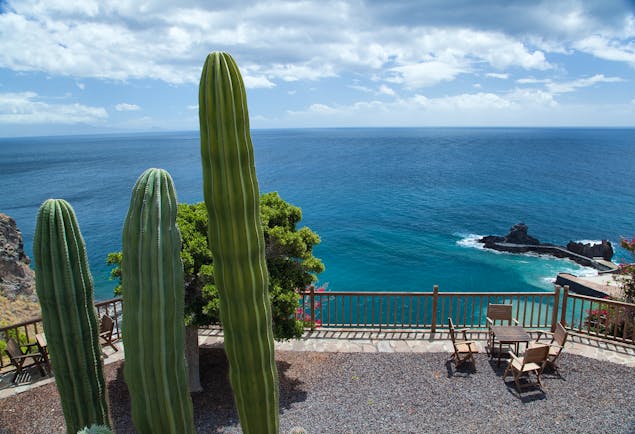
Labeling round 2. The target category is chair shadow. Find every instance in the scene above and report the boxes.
[488,357,552,403]
[444,358,477,378]
[0,364,52,391]
[107,346,308,433]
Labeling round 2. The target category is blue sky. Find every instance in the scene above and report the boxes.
[0,0,634,136]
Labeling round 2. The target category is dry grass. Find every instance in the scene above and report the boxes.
[0,295,41,326]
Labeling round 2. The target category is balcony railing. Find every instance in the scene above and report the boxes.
[0,297,122,369]
[2,285,633,371]
[297,285,635,345]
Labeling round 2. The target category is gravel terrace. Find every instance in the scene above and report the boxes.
[1,347,634,433]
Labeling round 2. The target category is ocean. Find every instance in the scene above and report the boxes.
[1,128,633,300]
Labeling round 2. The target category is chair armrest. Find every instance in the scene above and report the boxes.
[12,352,42,361]
[456,328,471,339]
[511,318,519,325]
[548,343,564,350]
[486,317,494,327]
[534,330,553,341]
[508,351,519,362]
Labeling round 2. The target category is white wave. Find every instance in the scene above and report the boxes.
[575,239,602,246]
[455,233,485,250]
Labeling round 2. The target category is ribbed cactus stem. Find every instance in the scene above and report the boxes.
[34,199,110,434]
[199,52,279,433]
[122,168,195,434]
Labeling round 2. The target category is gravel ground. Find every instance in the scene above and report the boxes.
[1,347,634,433]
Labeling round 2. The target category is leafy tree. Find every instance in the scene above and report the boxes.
[107,191,324,340]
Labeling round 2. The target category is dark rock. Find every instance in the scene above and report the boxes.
[0,213,37,301]
[504,223,541,245]
[478,223,614,270]
[566,240,614,261]
[479,222,540,247]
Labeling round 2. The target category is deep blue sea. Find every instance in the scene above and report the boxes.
[1,128,633,300]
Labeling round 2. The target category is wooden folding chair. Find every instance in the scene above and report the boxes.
[529,322,568,370]
[448,317,479,368]
[4,337,48,384]
[486,303,519,352]
[99,314,118,352]
[503,343,550,393]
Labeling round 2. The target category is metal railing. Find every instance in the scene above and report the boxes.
[0,297,122,369]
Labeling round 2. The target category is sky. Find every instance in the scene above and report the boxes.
[0,0,634,136]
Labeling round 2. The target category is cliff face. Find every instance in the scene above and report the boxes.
[0,213,37,301]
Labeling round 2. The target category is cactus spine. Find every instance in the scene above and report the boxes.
[199,52,279,433]
[34,199,110,434]
[121,168,195,434]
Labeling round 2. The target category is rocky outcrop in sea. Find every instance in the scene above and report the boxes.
[479,223,614,270]
[1,213,37,301]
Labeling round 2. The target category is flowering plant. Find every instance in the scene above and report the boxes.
[296,284,327,329]
[616,238,635,303]
[584,307,611,334]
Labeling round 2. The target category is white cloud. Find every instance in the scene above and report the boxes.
[574,35,635,66]
[1,1,634,131]
[0,91,107,124]
[115,103,140,111]
[349,84,373,93]
[388,60,466,88]
[242,74,276,89]
[546,75,624,93]
[0,0,557,88]
[412,92,513,110]
[517,78,551,84]
[76,82,85,90]
[486,73,509,79]
[378,85,395,96]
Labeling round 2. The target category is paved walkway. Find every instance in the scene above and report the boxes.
[199,328,635,367]
[2,328,634,400]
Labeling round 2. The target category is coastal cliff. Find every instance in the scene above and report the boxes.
[0,213,41,324]
[479,223,615,270]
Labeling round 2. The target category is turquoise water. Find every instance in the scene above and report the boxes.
[0,128,633,300]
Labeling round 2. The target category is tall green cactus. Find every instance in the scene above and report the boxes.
[199,52,279,433]
[34,199,110,434]
[121,168,195,434]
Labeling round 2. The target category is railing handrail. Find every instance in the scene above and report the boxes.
[0,297,123,334]
[566,291,635,307]
[297,290,552,297]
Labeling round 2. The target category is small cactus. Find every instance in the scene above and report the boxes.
[199,51,279,433]
[121,168,195,434]
[34,199,110,434]
[77,425,113,434]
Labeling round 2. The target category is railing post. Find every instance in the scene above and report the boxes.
[431,285,439,333]
[310,285,316,331]
[551,285,561,332]
[560,285,569,327]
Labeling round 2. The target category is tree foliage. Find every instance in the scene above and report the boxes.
[108,192,324,340]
